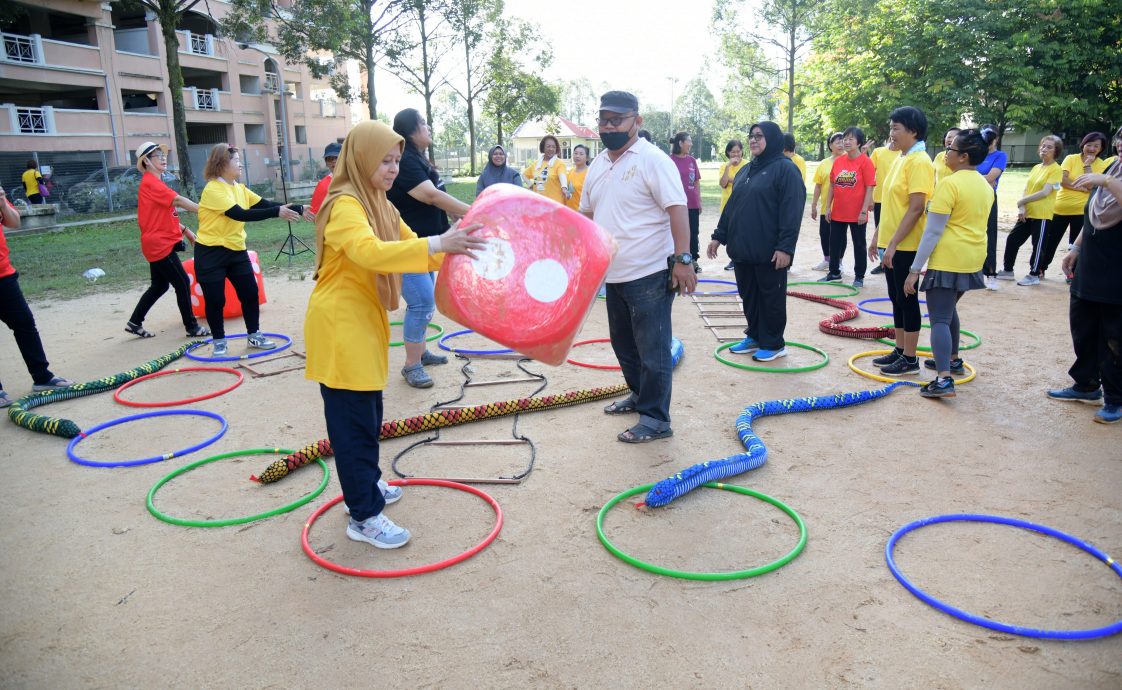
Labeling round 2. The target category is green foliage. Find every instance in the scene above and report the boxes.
[482,19,558,145]
[674,78,720,161]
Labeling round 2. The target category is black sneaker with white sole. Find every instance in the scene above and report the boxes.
[873,349,903,367]
[880,356,920,376]
[920,376,956,398]
[924,357,964,374]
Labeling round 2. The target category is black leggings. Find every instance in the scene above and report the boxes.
[1050,213,1085,248]
[129,250,199,330]
[828,220,868,279]
[983,190,998,276]
[688,208,700,259]
[818,216,830,257]
[194,244,260,339]
[884,250,922,332]
[0,272,56,389]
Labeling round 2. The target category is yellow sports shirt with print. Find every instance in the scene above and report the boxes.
[925,169,992,273]
[198,180,263,250]
[877,151,934,251]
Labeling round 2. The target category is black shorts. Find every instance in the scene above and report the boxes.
[194,243,252,284]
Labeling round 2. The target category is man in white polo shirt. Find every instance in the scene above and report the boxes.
[580,90,696,443]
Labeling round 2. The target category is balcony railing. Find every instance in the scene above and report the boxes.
[2,32,42,64]
[179,30,215,57]
[186,87,221,111]
[264,72,279,93]
[319,99,337,117]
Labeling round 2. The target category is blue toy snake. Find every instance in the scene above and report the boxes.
[644,382,919,507]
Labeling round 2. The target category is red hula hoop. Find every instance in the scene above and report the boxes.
[301,479,503,578]
[113,366,245,408]
[566,338,621,370]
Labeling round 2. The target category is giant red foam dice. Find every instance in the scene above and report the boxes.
[183,249,267,319]
[435,184,616,365]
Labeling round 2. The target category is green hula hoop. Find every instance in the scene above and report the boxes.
[875,323,982,353]
[389,321,444,347]
[787,281,860,298]
[146,448,328,527]
[714,340,829,373]
[597,482,807,580]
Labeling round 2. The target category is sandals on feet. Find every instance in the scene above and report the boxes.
[0,391,12,408]
[603,398,637,415]
[186,325,211,337]
[32,376,75,392]
[617,423,673,444]
[125,321,155,338]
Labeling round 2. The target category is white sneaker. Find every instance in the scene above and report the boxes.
[378,479,403,505]
[1017,274,1041,286]
[346,513,411,549]
[812,259,830,271]
[985,276,999,291]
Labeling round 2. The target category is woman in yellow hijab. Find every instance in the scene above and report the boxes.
[306,120,485,549]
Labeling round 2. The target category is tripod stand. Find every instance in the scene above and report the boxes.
[273,162,314,265]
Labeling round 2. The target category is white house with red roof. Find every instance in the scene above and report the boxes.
[510,116,602,167]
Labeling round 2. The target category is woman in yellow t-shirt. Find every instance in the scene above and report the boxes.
[868,106,935,376]
[718,139,746,270]
[565,144,590,211]
[931,127,961,187]
[195,144,311,356]
[522,135,570,205]
[307,121,486,550]
[21,161,44,204]
[903,129,993,397]
[810,133,844,270]
[997,135,1064,285]
[1049,131,1109,254]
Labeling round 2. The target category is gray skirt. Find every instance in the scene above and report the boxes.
[920,269,985,292]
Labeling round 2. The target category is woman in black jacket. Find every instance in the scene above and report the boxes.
[708,121,806,362]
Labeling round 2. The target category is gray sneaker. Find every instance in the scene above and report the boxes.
[212,339,228,357]
[995,269,1015,281]
[346,513,411,549]
[402,363,434,388]
[247,331,277,349]
[421,349,448,366]
[343,480,403,516]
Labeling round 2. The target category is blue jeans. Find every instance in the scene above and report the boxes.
[400,272,435,343]
[605,269,675,431]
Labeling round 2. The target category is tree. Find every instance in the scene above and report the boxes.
[481,18,557,145]
[222,0,407,119]
[639,110,672,153]
[386,0,455,162]
[131,0,202,197]
[558,77,598,126]
[444,0,501,175]
[674,78,718,161]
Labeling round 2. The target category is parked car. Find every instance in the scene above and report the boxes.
[66,166,180,213]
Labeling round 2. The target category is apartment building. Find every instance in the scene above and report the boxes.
[0,0,350,212]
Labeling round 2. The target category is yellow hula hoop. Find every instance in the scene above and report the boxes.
[847,349,976,385]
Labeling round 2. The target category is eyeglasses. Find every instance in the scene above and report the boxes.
[597,114,636,128]
[225,144,239,155]
[945,147,965,154]
[747,133,765,141]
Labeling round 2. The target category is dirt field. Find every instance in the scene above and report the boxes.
[1,208,1120,689]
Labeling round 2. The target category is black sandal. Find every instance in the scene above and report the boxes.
[618,423,674,444]
[603,398,637,415]
[186,325,211,337]
[125,322,155,338]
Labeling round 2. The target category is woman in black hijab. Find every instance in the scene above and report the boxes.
[475,145,523,196]
[708,121,806,362]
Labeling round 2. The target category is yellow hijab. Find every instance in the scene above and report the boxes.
[314,120,405,310]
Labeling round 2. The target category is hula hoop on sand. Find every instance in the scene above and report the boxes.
[437,329,514,355]
[788,281,861,298]
[691,279,739,296]
[302,479,503,578]
[886,513,1122,640]
[714,340,829,373]
[389,321,444,347]
[857,297,928,318]
[113,367,244,408]
[567,338,620,370]
[67,409,228,468]
[597,482,807,580]
[875,323,982,353]
[185,333,292,362]
[147,448,328,527]
[848,349,976,385]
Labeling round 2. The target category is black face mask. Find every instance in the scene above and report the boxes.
[599,130,632,151]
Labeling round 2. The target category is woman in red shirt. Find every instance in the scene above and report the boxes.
[125,142,210,338]
[0,185,73,406]
[824,127,876,287]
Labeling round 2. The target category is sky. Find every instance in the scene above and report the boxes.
[372,0,726,126]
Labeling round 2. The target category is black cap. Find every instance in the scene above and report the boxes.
[324,142,341,158]
[599,91,639,114]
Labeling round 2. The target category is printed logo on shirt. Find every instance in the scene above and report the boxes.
[622,166,638,182]
[835,170,858,188]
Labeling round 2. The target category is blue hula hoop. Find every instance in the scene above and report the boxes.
[886,513,1122,640]
[185,333,293,362]
[67,409,229,468]
[857,297,928,318]
[437,329,514,355]
[692,279,739,295]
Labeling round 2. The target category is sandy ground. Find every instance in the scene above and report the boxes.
[1,207,1120,689]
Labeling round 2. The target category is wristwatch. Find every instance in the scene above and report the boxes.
[671,252,694,265]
